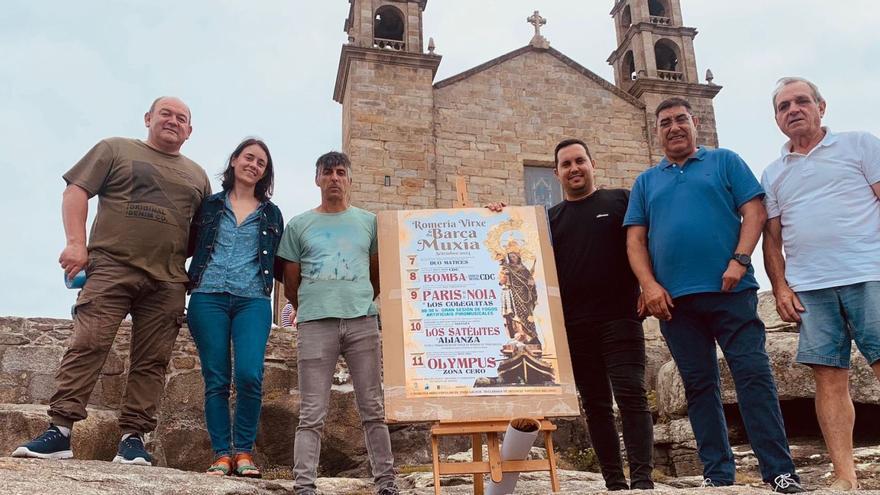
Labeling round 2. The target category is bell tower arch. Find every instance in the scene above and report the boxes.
[607,0,722,154]
[344,0,427,53]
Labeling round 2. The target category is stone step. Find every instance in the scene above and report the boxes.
[0,403,119,461]
[0,457,305,495]
[656,333,880,417]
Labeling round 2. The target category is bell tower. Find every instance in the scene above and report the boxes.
[607,0,722,153]
[334,0,442,211]
[344,0,427,53]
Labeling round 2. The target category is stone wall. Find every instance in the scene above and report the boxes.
[342,45,670,212]
[0,316,587,473]
[433,50,653,208]
[0,317,297,417]
[0,316,297,471]
[7,292,873,479]
[344,57,438,212]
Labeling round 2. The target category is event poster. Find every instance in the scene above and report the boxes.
[396,207,562,398]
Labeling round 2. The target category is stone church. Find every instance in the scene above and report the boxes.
[333,0,722,211]
[273,0,724,318]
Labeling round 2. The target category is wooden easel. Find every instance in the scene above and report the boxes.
[454,176,472,208]
[429,418,560,495]
[425,179,561,494]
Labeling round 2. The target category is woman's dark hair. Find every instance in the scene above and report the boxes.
[220,138,274,201]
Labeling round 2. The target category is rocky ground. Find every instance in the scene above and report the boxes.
[3,296,880,494]
[736,439,880,490]
[3,456,880,495]
[2,438,879,495]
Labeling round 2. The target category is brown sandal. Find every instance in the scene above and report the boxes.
[206,455,233,476]
[233,452,262,478]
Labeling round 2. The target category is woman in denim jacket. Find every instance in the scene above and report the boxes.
[186,138,283,477]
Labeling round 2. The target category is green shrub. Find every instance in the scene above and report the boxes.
[563,447,600,472]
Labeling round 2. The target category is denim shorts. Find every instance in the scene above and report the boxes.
[795,281,880,368]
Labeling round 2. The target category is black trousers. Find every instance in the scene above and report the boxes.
[568,318,654,489]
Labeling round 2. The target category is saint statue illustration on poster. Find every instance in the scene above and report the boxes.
[487,218,556,386]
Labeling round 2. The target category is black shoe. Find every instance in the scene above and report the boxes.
[631,480,655,490]
[605,477,629,491]
[772,473,805,493]
[11,424,73,459]
[112,433,153,466]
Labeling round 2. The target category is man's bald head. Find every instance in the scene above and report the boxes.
[148,96,191,122]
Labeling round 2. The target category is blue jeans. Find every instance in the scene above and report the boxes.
[796,281,880,368]
[187,292,272,456]
[660,290,796,485]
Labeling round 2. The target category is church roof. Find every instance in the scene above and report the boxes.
[433,45,645,109]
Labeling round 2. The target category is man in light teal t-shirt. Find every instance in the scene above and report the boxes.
[278,204,378,322]
[278,151,397,495]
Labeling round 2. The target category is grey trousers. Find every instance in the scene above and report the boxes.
[293,315,395,492]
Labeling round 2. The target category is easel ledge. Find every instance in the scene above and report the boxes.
[429,418,560,495]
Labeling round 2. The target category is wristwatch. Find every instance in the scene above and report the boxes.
[732,253,751,267]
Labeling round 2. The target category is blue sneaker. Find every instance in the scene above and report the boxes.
[112,433,153,466]
[11,425,73,459]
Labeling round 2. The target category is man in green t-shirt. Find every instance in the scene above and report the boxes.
[278,151,397,495]
[12,97,210,465]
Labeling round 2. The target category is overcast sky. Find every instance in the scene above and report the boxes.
[2,1,878,318]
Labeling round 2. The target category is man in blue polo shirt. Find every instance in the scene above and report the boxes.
[624,97,802,493]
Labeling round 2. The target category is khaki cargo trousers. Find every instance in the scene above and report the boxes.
[49,251,186,434]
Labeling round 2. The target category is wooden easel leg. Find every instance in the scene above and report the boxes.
[472,433,484,495]
[432,433,441,495]
[486,432,503,484]
[544,430,560,492]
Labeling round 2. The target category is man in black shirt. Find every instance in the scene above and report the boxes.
[548,138,653,490]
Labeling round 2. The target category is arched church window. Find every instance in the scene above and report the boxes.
[620,5,632,30]
[623,51,636,80]
[523,165,562,209]
[648,0,667,17]
[648,0,671,25]
[374,5,406,50]
[654,39,682,80]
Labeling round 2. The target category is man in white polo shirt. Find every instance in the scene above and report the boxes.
[762,76,880,492]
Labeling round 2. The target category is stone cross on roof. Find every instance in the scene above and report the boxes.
[527,11,546,36]
[527,10,549,49]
